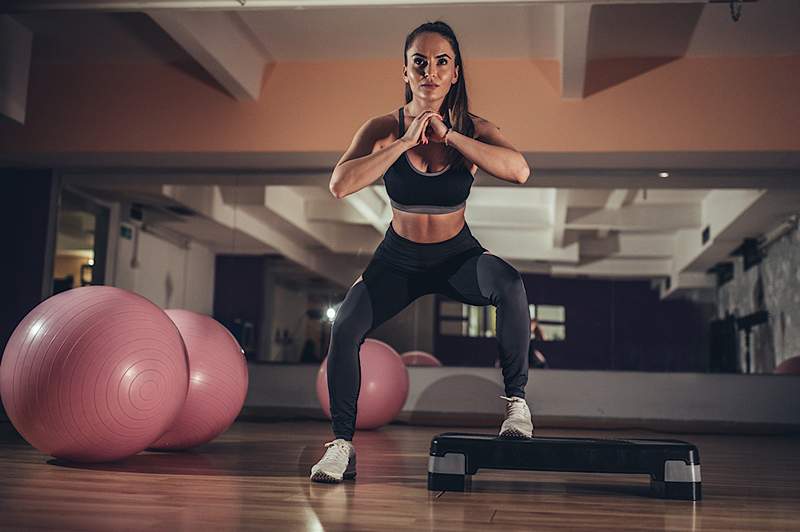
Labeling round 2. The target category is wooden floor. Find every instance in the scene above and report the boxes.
[0,420,798,531]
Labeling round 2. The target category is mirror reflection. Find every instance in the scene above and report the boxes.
[57,184,799,375]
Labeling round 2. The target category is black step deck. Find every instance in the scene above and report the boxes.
[427,433,701,501]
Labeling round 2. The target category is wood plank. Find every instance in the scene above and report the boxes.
[1,421,799,531]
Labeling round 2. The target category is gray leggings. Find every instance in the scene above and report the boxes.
[327,223,530,441]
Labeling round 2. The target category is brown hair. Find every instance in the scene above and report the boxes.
[404,21,481,168]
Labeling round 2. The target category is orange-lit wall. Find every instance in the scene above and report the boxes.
[1,56,798,154]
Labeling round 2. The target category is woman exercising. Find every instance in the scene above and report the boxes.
[311,21,533,483]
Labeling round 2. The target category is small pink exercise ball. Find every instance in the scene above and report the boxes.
[774,355,800,375]
[149,310,249,450]
[0,286,189,462]
[400,350,443,367]
[316,338,409,430]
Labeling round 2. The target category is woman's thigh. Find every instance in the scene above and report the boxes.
[438,252,520,306]
[361,259,429,331]
[436,252,492,306]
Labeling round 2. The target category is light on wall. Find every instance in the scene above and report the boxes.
[658,172,670,178]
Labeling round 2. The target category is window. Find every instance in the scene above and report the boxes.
[529,304,567,341]
[438,299,497,338]
[438,300,567,340]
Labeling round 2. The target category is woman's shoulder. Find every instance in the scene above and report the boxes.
[467,112,491,128]
[467,113,500,139]
[368,110,403,151]
[358,111,398,132]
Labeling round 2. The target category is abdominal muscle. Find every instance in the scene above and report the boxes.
[391,207,467,243]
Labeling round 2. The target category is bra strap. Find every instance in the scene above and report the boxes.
[398,107,405,137]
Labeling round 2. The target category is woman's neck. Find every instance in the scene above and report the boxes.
[405,99,446,116]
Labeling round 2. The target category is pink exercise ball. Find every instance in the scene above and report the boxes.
[149,310,249,450]
[316,338,409,430]
[0,286,188,463]
[774,355,800,375]
[400,350,443,367]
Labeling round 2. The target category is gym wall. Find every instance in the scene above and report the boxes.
[114,224,215,315]
[717,224,800,372]
[0,169,59,422]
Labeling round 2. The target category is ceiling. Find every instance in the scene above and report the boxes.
[12,1,800,64]
[6,0,800,298]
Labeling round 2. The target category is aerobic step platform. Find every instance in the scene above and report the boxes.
[427,433,701,500]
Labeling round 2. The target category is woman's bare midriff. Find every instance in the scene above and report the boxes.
[391,208,466,243]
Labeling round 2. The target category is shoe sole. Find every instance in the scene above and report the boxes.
[499,428,534,439]
[310,470,357,483]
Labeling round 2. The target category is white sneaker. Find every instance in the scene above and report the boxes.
[310,439,357,483]
[499,395,534,439]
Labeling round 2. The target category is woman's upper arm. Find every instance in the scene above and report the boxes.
[335,115,392,168]
[474,117,518,151]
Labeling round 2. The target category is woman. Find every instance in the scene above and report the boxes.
[529,318,549,369]
[311,21,533,483]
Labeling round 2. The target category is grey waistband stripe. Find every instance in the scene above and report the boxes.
[390,200,466,214]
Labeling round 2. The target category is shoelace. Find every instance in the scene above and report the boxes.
[500,395,528,418]
[320,440,351,466]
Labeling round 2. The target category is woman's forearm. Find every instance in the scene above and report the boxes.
[446,131,530,184]
[330,139,412,198]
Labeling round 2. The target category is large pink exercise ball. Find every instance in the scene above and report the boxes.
[316,338,409,430]
[774,355,800,375]
[149,310,249,450]
[400,350,443,367]
[0,286,189,463]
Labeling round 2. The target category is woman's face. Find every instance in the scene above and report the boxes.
[404,32,459,101]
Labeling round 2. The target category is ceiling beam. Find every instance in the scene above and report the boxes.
[342,188,390,234]
[605,189,633,210]
[161,184,361,287]
[552,189,569,247]
[262,186,380,254]
[674,189,800,274]
[216,185,381,253]
[474,227,580,263]
[468,204,552,229]
[598,188,638,237]
[658,271,716,300]
[147,10,269,101]
[552,258,672,278]
[671,189,764,274]
[219,185,266,205]
[566,204,701,231]
[556,3,592,99]
[0,15,33,125]
[305,199,368,225]
[581,232,674,258]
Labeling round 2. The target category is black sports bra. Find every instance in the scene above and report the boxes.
[382,107,475,214]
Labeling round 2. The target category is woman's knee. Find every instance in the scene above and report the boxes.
[498,273,526,307]
[479,254,525,300]
[330,315,368,346]
[329,284,372,353]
